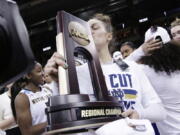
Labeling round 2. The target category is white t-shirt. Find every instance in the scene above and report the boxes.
[0,92,16,130]
[76,62,161,115]
[20,86,53,126]
[139,65,180,135]
[102,61,161,111]
[127,46,180,134]
[0,92,12,121]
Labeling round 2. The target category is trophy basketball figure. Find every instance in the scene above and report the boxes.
[45,11,123,134]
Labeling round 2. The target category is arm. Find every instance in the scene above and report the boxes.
[135,66,166,122]
[0,117,15,130]
[125,46,145,62]
[0,101,15,130]
[122,64,167,122]
[137,103,166,122]
[15,94,47,135]
[121,103,166,122]
[126,39,162,62]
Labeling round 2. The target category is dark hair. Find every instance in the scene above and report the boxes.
[139,41,180,75]
[91,13,113,33]
[121,41,137,50]
[171,18,180,28]
[11,77,28,120]
[150,25,158,33]
[0,87,8,94]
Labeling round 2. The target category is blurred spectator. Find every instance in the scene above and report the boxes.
[44,73,52,84]
[145,26,171,44]
[120,41,137,59]
[0,83,17,134]
[170,18,180,41]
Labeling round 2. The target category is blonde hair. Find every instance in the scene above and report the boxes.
[92,13,113,33]
[171,18,180,28]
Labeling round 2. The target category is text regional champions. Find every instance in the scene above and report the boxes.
[81,108,122,118]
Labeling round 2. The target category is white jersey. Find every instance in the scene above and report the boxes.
[76,62,161,113]
[0,92,12,121]
[0,92,16,130]
[102,61,161,111]
[139,65,180,135]
[20,86,52,126]
[127,46,180,134]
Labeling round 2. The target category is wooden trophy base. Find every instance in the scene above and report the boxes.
[45,94,123,134]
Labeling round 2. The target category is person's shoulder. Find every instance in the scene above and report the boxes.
[20,89,33,95]
[0,92,8,100]
[124,61,148,75]
[0,94,6,107]
[124,60,135,64]
[15,93,29,108]
[15,93,30,115]
[0,93,5,98]
[123,60,140,68]
[101,63,117,70]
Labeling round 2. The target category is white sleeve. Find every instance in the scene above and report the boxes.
[138,66,161,107]
[125,46,145,62]
[134,65,166,122]
[137,103,167,122]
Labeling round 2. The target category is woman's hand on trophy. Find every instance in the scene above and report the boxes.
[121,109,139,119]
[44,52,68,82]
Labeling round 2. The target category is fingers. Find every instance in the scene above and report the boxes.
[142,39,163,55]
[128,123,136,128]
[149,38,161,43]
[122,109,133,117]
[147,42,162,52]
[147,41,163,52]
[146,38,154,43]
[44,52,68,82]
[147,41,162,49]
[48,52,67,69]
[54,57,67,68]
[121,109,139,119]
[53,52,66,62]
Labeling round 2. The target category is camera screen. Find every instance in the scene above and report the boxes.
[155,35,162,42]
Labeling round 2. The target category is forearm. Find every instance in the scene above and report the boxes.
[0,117,15,130]
[125,46,145,62]
[20,122,47,135]
[137,103,167,122]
